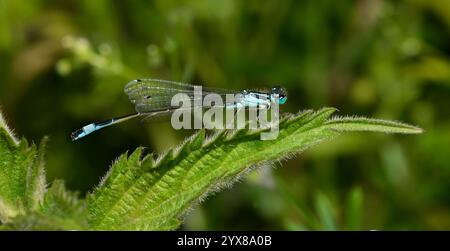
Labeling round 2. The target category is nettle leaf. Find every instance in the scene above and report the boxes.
[0,107,422,230]
[87,108,422,230]
[0,111,87,230]
[0,180,88,230]
[33,180,88,230]
[0,111,47,222]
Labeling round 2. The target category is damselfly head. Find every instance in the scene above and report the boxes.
[271,86,287,104]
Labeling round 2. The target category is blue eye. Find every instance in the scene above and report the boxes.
[279,96,287,104]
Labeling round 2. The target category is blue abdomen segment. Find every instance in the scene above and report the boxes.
[71,113,139,141]
[71,123,107,141]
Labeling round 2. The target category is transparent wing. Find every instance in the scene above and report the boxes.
[139,106,205,123]
[125,79,195,103]
[124,79,242,113]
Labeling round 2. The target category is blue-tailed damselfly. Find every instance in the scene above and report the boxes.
[70,79,287,141]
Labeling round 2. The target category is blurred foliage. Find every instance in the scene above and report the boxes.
[0,0,448,230]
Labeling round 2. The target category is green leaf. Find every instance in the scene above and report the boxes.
[87,108,423,230]
[38,180,88,230]
[324,116,423,134]
[26,136,48,211]
[0,110,47,222]
[315,192,336,231]
[0,180,88,230]
[346,186,363,230]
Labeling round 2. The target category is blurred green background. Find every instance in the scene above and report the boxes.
[0,0,449,230]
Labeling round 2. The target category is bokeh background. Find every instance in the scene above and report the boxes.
[0,0,449,230]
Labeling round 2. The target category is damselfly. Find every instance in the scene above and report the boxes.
[70,79,287,141]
